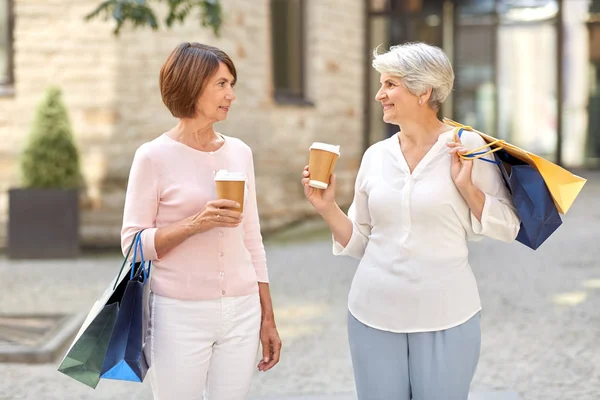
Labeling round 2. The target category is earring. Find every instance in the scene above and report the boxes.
[418,100,422,105]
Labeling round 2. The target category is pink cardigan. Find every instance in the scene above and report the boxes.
[121,134,268,300]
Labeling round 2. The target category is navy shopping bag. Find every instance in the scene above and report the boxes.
[458,128,562,250]
[100,232,151,382]
[495,151,562,250]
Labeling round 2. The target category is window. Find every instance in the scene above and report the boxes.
[0,0,14,89]
[453,1,497,134]
[271,0,307,103]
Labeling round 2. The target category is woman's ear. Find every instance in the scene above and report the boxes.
[419,87,433,106]
[419,88,433,105]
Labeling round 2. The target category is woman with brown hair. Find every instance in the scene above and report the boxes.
[121,42,281,399]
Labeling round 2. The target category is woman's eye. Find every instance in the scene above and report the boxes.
[218,82,225,87]
[387,82,396,88]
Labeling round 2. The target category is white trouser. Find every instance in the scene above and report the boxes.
[145,292,261,400]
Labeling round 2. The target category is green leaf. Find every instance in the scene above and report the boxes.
[86,0,222,36]
[199,0,222,36]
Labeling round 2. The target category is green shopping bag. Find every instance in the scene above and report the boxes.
[57,232,141,388]
[57,303,119,388]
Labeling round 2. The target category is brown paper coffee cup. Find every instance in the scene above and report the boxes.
[308,142,340,189]
[214,170,246,213]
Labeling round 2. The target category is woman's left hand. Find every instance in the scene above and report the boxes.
[447,141,474,189]
[257,319,282,372]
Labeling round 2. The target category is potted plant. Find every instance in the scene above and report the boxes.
[7,87,82,259]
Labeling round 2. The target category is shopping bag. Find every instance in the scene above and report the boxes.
[444,118,586,214]
[100,232,151,382]
[456,129,562,250]
[56,303,119,388]
[57,231,142,388]
[495,151,563,249]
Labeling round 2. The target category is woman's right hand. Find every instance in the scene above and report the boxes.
[191,199,243,234]
[301,165,337,214]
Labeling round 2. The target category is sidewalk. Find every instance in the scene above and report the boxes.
[1,171,599,400]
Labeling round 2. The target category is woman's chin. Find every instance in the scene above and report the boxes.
[382,115,394,124]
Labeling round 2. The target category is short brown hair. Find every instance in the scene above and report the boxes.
[159,43,237,118]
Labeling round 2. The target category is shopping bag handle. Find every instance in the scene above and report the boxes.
[454,127,502,165]
[130,231,151,283]
[113,230,143,290]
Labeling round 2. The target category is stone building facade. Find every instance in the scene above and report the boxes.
[0,0,366,247]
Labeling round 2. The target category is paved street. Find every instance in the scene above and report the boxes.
[0,171,599,400]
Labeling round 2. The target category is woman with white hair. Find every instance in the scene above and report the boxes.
[301,42,520,399]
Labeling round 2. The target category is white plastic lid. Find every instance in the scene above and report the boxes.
[309,142,340,155]
[214,170,246,181]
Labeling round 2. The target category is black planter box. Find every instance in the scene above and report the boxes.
[8,188,79,259]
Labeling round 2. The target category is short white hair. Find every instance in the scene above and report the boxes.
[372,42,454,110]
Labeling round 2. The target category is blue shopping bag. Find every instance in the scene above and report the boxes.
[100,232,151,382]
[458,128,562,250]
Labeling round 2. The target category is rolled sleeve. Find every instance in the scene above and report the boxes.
[253,266,269,283]
[470,193,520,242]
[332,221,370,259]
[121,227,158,262]
[140,228,158,261]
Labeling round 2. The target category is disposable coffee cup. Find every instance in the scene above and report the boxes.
[308,142,340,189]
[214,170,246,213]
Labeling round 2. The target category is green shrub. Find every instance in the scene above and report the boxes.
[20,87,81,189]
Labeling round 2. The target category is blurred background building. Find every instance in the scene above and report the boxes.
[0,0,598,249]
[368,0,599,167]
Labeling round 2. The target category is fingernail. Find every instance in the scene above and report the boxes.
[264,357,269,362]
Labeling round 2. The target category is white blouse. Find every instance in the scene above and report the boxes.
[334,129,520,333]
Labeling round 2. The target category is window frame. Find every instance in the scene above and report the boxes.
[1,0,15,95]
[270,0,311,105]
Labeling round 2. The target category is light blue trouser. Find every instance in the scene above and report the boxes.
[347,311,481,400]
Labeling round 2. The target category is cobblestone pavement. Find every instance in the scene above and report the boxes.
[0,172,599,400]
